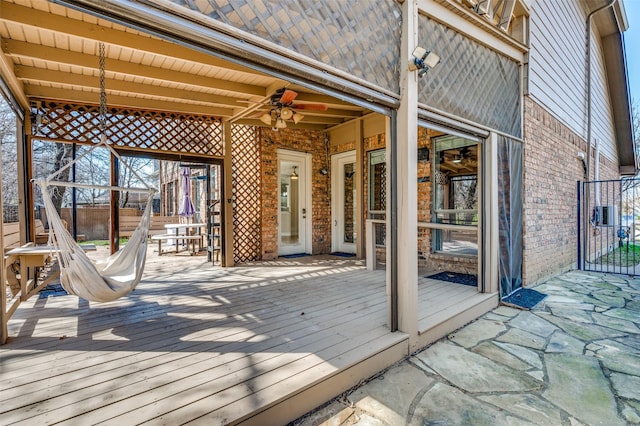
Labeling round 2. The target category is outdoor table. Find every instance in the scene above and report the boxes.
[162,223,206,254]
[5,244,96,301]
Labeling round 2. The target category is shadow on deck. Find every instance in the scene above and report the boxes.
[1,249,496,425]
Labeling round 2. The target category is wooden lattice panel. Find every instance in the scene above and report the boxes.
[231,125,261,263]
[30,101,224,157]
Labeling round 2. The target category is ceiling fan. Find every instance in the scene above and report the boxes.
[259,88,327,129]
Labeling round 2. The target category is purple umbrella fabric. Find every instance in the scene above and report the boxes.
[178,167,195,218]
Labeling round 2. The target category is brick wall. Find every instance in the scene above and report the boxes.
[417,127,433,263]
[523,96,619,285]
[259,128,329,259]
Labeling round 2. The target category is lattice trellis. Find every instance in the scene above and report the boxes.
[30,101,224,157]
[231,125,261,263]
[418,16,521,138]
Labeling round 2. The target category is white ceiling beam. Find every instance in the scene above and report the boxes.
[228,83,285,123]
[0,47,28,108]
[24,84,234,117]
[15,65,243,108]
[0,2,254,74]
[235,119,328,131]
[3,39,265,97]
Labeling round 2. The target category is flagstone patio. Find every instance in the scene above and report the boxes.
[295,270,640,426]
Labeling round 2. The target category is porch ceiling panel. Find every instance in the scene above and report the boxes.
[0,0,369,130]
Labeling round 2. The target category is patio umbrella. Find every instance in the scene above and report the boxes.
[178,166,195,220]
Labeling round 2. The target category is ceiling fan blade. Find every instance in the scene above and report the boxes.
[291,103,328,111]
[279,89,298,104]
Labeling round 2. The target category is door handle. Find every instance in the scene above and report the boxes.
[334,220,337,227]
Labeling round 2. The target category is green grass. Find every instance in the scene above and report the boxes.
[595,243,640,266]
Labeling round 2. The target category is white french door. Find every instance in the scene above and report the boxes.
[331,151,357,254]
[278,150,312,256]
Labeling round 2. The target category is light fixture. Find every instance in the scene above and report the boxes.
[453,154,463,163]
[275,117,287,129]
[280,107,293,120]
[260,113,273,125]
[290,166,298,180]
[409,46,441,77]
[292,112,304,124]
[260,107,303,129]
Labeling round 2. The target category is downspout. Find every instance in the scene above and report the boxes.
[586,0,617,182]
[582,0,615,268]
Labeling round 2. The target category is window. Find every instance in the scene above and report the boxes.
[432,136,479,256]
[368,149,386,214]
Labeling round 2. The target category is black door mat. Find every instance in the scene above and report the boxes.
[427,271,477,287]
[502,287,546,309]
[331,252,355,257]
[279,253,310,259]
[39,284,68,298]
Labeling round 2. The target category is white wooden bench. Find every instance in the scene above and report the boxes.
[151,234,203,256]
[120,215,180,239]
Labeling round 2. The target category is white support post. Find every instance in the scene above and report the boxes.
[389,0,419,346]
[484,133,499,294]
[356,119,364,259]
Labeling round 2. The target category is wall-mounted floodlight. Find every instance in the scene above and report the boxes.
[409,47,441,77]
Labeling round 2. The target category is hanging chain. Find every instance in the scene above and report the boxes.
[99,42,107,134]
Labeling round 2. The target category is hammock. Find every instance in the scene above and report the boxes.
[34,135,156,302]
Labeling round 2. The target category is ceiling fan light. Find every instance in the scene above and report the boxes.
[260,113,272,125]
[292,112,304,124]
[280,107,293,120]
[275,118,287,129]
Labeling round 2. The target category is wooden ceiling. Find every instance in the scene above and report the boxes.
[438,145,478,176]
[0,0,369,130]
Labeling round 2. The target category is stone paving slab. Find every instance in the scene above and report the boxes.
[294,270,640,426]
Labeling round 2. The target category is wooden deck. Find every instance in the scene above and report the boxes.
[1,249,496,425]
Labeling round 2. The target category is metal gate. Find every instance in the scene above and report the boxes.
[579,178,640,275]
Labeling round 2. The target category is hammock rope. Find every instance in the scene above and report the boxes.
[31,42,157,302]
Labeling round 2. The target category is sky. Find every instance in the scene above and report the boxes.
[626,0,640,105]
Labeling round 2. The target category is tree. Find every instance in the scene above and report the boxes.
[619,98,640,215]
[0,99,18,213]
[31,140,74,214]
[118,156,156,208]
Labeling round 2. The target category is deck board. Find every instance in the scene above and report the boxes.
[1,250,496,425]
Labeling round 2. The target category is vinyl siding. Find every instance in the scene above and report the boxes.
[528,0,617,164]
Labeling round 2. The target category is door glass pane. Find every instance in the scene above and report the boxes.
[432,136,478,255]
[343,162,355,244]
[280,161,299,245]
